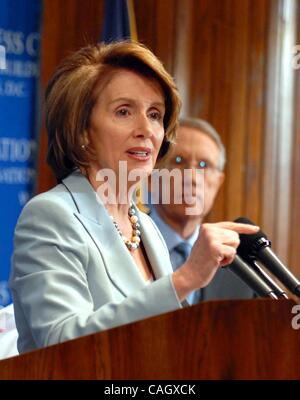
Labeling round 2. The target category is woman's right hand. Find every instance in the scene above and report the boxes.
[172,221,259,302]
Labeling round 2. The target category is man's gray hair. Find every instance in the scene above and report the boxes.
[179,117,226,171]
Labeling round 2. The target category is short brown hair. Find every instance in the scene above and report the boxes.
[45,41,181,181]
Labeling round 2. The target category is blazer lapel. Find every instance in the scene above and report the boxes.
[136,208,189,308]
[62,171,146,297]
[137,208,173,279]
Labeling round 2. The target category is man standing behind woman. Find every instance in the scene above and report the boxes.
[11,41,258,353]
[149,118,255,303]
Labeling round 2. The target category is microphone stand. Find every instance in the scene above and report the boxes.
[248,259,289,299]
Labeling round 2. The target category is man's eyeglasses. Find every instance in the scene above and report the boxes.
[168,155,221,175]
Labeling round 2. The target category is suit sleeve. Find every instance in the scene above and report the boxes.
[11,196,182,350]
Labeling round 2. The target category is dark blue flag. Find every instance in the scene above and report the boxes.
[101,0,137,42]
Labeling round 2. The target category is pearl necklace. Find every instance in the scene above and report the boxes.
[111,205,141,251]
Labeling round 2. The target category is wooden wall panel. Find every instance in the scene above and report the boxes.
[290,0,300,274]
[37,0,104,192]
[181,0,271,226]
[244,0,268,224]
[262,0,297,263]
[222,0,249,222]
[134,0,177,74]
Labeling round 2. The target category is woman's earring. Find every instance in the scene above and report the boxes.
[81,144,86,150]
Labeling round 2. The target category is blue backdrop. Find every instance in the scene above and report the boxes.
[0,0,42,307]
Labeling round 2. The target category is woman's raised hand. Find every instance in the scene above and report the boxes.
[172,222,259,301]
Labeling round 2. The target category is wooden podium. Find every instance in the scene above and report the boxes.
[0,299,299,379]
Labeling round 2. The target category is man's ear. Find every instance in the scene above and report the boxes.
[217,171,225,190]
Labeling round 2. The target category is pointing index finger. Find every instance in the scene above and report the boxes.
[214,221,260,234]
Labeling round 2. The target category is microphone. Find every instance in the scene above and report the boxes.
[235,217,300,297]
[246,259,288,299]
[226,255,278,299]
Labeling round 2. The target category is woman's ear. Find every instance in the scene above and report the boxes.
[80,130,90,149]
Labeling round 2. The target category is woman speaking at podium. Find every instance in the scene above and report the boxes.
[10,41,257,353]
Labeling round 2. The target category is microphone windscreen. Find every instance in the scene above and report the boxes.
[234,216,268,260]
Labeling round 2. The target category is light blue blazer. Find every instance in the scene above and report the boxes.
[11,170,182,353]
